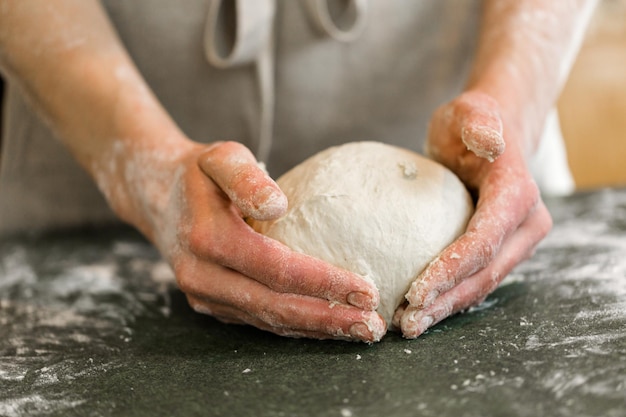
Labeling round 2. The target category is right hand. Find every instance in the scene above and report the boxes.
[397,91,552,338]
[150,141,386,342]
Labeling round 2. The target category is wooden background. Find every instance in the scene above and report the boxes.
[559,0,626,189]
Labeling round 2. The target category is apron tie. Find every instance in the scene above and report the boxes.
[306,0,369,42]
[204,0,369,162]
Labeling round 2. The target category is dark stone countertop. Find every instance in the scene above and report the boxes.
[1,188,625,417]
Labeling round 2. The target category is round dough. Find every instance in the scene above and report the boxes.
[252,141,474,328]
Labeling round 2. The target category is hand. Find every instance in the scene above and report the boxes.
[395,91,552,338]
[149,141,386,342]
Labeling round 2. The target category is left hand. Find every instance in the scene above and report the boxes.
[395,90,553,338]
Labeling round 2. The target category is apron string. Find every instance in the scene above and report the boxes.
[204,0,276,163]
[204,0,276,68]
[306,0,369,42]
[203,0,368,162]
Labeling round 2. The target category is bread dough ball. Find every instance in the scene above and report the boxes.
[251,142,474,327]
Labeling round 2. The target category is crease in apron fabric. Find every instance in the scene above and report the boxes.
[203,0,369,163]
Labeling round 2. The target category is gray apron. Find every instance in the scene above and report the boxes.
[0,0,481,237]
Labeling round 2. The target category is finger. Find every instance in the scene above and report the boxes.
[400,201,552,338]
[198,141,287,221]
[181,264,387,342]
[457,92,506,162]
[188,210,380,310]
[391,302,407,330]
[188,295,372,341]
[183,162,380,311]
[405,171,540,309]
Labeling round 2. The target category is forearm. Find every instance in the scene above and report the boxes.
[0,0,192,237]
[467,0,597,155]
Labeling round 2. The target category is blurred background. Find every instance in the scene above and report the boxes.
[1,0,625,191]
[558,0,626,190]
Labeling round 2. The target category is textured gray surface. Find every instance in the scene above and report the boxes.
[1,189,625,417]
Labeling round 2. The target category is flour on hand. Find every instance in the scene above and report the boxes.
[251,142,474,329]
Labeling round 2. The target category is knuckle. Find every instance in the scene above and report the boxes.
[173,257,212,297]
[256,304,287,328]
[268,255,293,293]
[174,263,196,294]
[185,225,223,262]
[507,175,540,210]
[488,270,502,292]
[468,235,497,265]
[270,275,290,294]
[185,227,206,254]
[186,296,206,314]
[526,180,541,206]
[538,205,553,237]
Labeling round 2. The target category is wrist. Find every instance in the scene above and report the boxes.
[90,118,197,241]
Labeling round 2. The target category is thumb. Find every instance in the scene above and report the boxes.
[457,92,506,162]
[198,141,287,221]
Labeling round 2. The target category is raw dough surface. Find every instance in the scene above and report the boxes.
[252,142,474,327]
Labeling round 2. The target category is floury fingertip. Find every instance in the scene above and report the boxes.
[461,125,505,163]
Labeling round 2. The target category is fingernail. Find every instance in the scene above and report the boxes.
[254,188,288,220]
[349,323,373,341]
[347,292,375,310]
